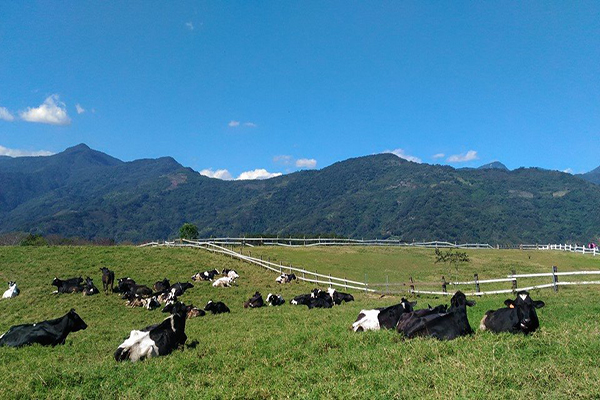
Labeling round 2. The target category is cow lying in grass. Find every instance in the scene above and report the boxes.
[352,298,417,332]
[114,302,188,362]
[2,281,19,299]
[52,277,84,294]
[204,300,230,314]
[83,277,99,296]
[266,293,285,306]
[276,273,296,284]
[244,291,264,308]
[125,294,161,310]
[0,309,87,347]
[153,278,170,292]
[397,291,475,340]
[163,302,205,318]
[191,269,219,281]
[479,291,545,334]
[212,276,236,288]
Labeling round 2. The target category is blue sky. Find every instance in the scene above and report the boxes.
[1,2,599,178]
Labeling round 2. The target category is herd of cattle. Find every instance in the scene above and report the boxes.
[0,266,546,363]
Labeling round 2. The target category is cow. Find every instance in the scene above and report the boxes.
[191,269,219,281]
[276,273,297,284]
[479,291,545,334]
[226,270,239,279]
[327,288,354,305]
[126,295,160,310]
[243,292,264,308]
[290,294,312,306]
[212,276,236,288]
[51,277,84,294]
[82,277,100,296]
[121,284,153,299]
[0,309,87,347]
[114,302,188,362]
[169,282,194,297]
[157,288,178,305]
[352,298,417,332]
[162,302,206,319]
[204,300,230,314]
[153,278,170,292]
[2,281,20,299]
[100,267,115,294]
[266,293,285,306]
[114,277,136,294]
[397,291,476,340]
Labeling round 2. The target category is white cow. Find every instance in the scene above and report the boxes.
[212,276,236,288]
[2,282,19,299]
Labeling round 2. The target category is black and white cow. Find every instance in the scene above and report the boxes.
[100,267,115,294]
[276,273,297,284]
[121,284,153,299]
[0,309,87,347]
[191,269,219,281]
[243,291,264,308]
[290,294,312,306]
[204,300,230,314]
[126,295,160,310]
[397,291,475,340]
[153,278,170,292]
[266,293,285,306]
[52,277,84,294]
[327,288,354,305]
[2,281,20,299]
[162,302,206,318]
[352,298,417,332]
[169,282,194,297]
[83,277,100,296]
[479,291,545,334]
[114,302,188,362]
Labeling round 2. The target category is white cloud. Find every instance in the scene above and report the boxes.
[385,148,422,163]
[236,169,282,180]
[295,158,317,169]
[0,145,54,157]
[20,94,71,125]
[562,168,574,174]
[243,122,257,128]
[273,155,293,165]
[447,150,479,163]
[0,107,15,122]
[185,22,194,31]
[228,120,240,127]
[432,153,445,159]
[200,168,233,180]
[228,120,257,128]
[75,104,85,114]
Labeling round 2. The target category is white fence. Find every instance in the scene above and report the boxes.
[140,239,600,296]
[521,243,598,256]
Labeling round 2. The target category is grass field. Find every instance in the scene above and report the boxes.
[0,246,599,399]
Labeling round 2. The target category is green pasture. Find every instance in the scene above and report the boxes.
[0,246,599,399]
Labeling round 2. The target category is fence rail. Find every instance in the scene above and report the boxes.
[140,239,600,296]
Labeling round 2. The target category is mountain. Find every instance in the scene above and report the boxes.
[478,161,509,171]
[1,145,599,243]
[579,165,600,185]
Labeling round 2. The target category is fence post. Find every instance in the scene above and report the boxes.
[511,269,517,293]
[386,275,389,295]
[289,264,292,274]
[329,274,332,288]
[410,277,415,294]
[364,273,367,293]
[279,262,282,274]
[552,266,559,292]
[474,273,480,293]
[345,277,348,291]
[441,276,447,294]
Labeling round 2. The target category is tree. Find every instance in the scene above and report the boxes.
[435,248,470,281]
[179,223,199,240]
[20,234,48,246]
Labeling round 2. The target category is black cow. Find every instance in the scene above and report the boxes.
[243,291,264,308]
[153,278,171,292]
[352,298,417,332]
[83,277,99,296]
[192,269,219,281]
[308,297,333,309]
[266,293,285,306]
[290,294,312,306]
[52,277,84,294]
[397,291,475,340]
[0,309,87,347]
[100,267,115,294]
[169,282,194,297]
[479,291,545,334]
[114,277,136,294]
[204,300,230,314]
[115,302,188,362]
[162,302,206,318]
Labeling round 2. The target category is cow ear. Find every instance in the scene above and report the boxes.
[466,300,476,307]
[69,308,75,313]
[504,299,515,307]
[533,300,545,309]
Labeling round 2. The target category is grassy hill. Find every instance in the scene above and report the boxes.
[1,144,600,243]
[0,246,599,399]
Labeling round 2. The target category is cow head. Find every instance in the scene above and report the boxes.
[450,291,476,309]
[67,309,88,332]
[51,277,61,287]
[400,298,417,312]
[504,291,545,332]
[204,300,214,311]
[85,277,94,286]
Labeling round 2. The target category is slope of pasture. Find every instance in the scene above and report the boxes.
[249,246,600,285]
[0,246,598,399]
